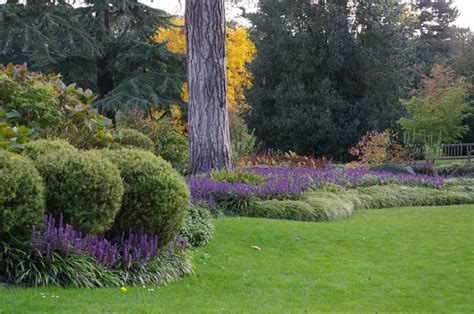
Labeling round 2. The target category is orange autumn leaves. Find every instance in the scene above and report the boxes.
[155,18,256,113]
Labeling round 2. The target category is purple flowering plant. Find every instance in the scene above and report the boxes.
[31,214,187,269]
[187,166,446,205]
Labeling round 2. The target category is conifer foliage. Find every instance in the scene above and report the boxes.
[0,0,185,117]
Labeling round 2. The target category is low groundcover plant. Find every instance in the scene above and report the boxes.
[0,214,192,288]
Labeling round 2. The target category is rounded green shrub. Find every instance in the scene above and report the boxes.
[99,148,190,245]
[114,128,155,152]
[436,163,461,176]
[34,150,123,234]
[0,150,45,237]
[180,205,214,247]
[23,139,77,160]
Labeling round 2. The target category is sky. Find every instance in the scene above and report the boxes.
[145,0,474,30]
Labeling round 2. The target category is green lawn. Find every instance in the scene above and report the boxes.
[1,205,473,313]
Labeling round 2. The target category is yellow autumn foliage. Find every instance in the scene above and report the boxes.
[155,18,256,112]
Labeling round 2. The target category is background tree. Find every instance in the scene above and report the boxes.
[246,0,417,160]
[399,64,471,144]
[185,0,233,174]
[0,0,185,118]
[412,0,459,74]
[447,27,474,142]
[155,18,256,113]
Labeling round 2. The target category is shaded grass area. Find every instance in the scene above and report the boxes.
[1,205,473,313]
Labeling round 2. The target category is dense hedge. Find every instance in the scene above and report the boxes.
[114,128,155,152]
[99,148,190,245]
[180,205,214,247]
[23,139,77,160]
[34,150,123,234]
[0,151,45,237]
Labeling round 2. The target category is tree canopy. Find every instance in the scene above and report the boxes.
[245,0,418,160]
[0,0,185,117]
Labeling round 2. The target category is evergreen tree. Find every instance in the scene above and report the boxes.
[412,0,459,73]
[0,0,185,118]
[246,0,417,160]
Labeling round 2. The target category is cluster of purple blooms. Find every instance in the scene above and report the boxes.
[187,166,446,204]
[31,214,186,269]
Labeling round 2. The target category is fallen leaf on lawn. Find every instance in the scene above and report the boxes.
[251,245,261,251]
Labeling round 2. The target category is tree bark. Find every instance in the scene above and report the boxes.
[185,0,233,174]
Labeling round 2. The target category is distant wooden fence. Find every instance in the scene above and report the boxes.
[433,143,474,162]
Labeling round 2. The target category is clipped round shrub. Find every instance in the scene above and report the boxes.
[34,150,123,234]
[180,205,214,247]
[114,128,155,152]
[99,148,190,245]
[0,150,45,237]
[370,163,415,175]
[23,139,77,160]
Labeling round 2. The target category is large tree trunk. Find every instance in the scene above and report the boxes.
[185,0,233,174]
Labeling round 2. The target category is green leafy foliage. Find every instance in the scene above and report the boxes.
[34,149,123,234]
[116,108,189,173]
[99,148,189,245]
[0,243,121,288]
[113,128,154,152]
[0,107,37,152]
[180,206,215,247]
[0,64,62,129]
[246,0,418,160]
[436,163,462,176]
[22,139,76,161]
[0,1,185,114]
[211,169,266,186]
[0,64,114,149]
[451,163,474,177]
[48,88,114,149]
[400,64,471,144]
[0,150,45,238]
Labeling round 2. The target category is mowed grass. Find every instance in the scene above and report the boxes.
[1,205,473,313]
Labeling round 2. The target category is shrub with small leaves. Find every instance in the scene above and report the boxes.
[22,139,76,160]
[99,148,190,245]
[0,150,45,238]
[452,163,474,177]
[34,149,123,234]
[436,163,464,176]
[114,128,155,152]
[180,205,214,247]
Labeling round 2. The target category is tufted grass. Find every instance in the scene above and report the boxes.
[1,205,473,313]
